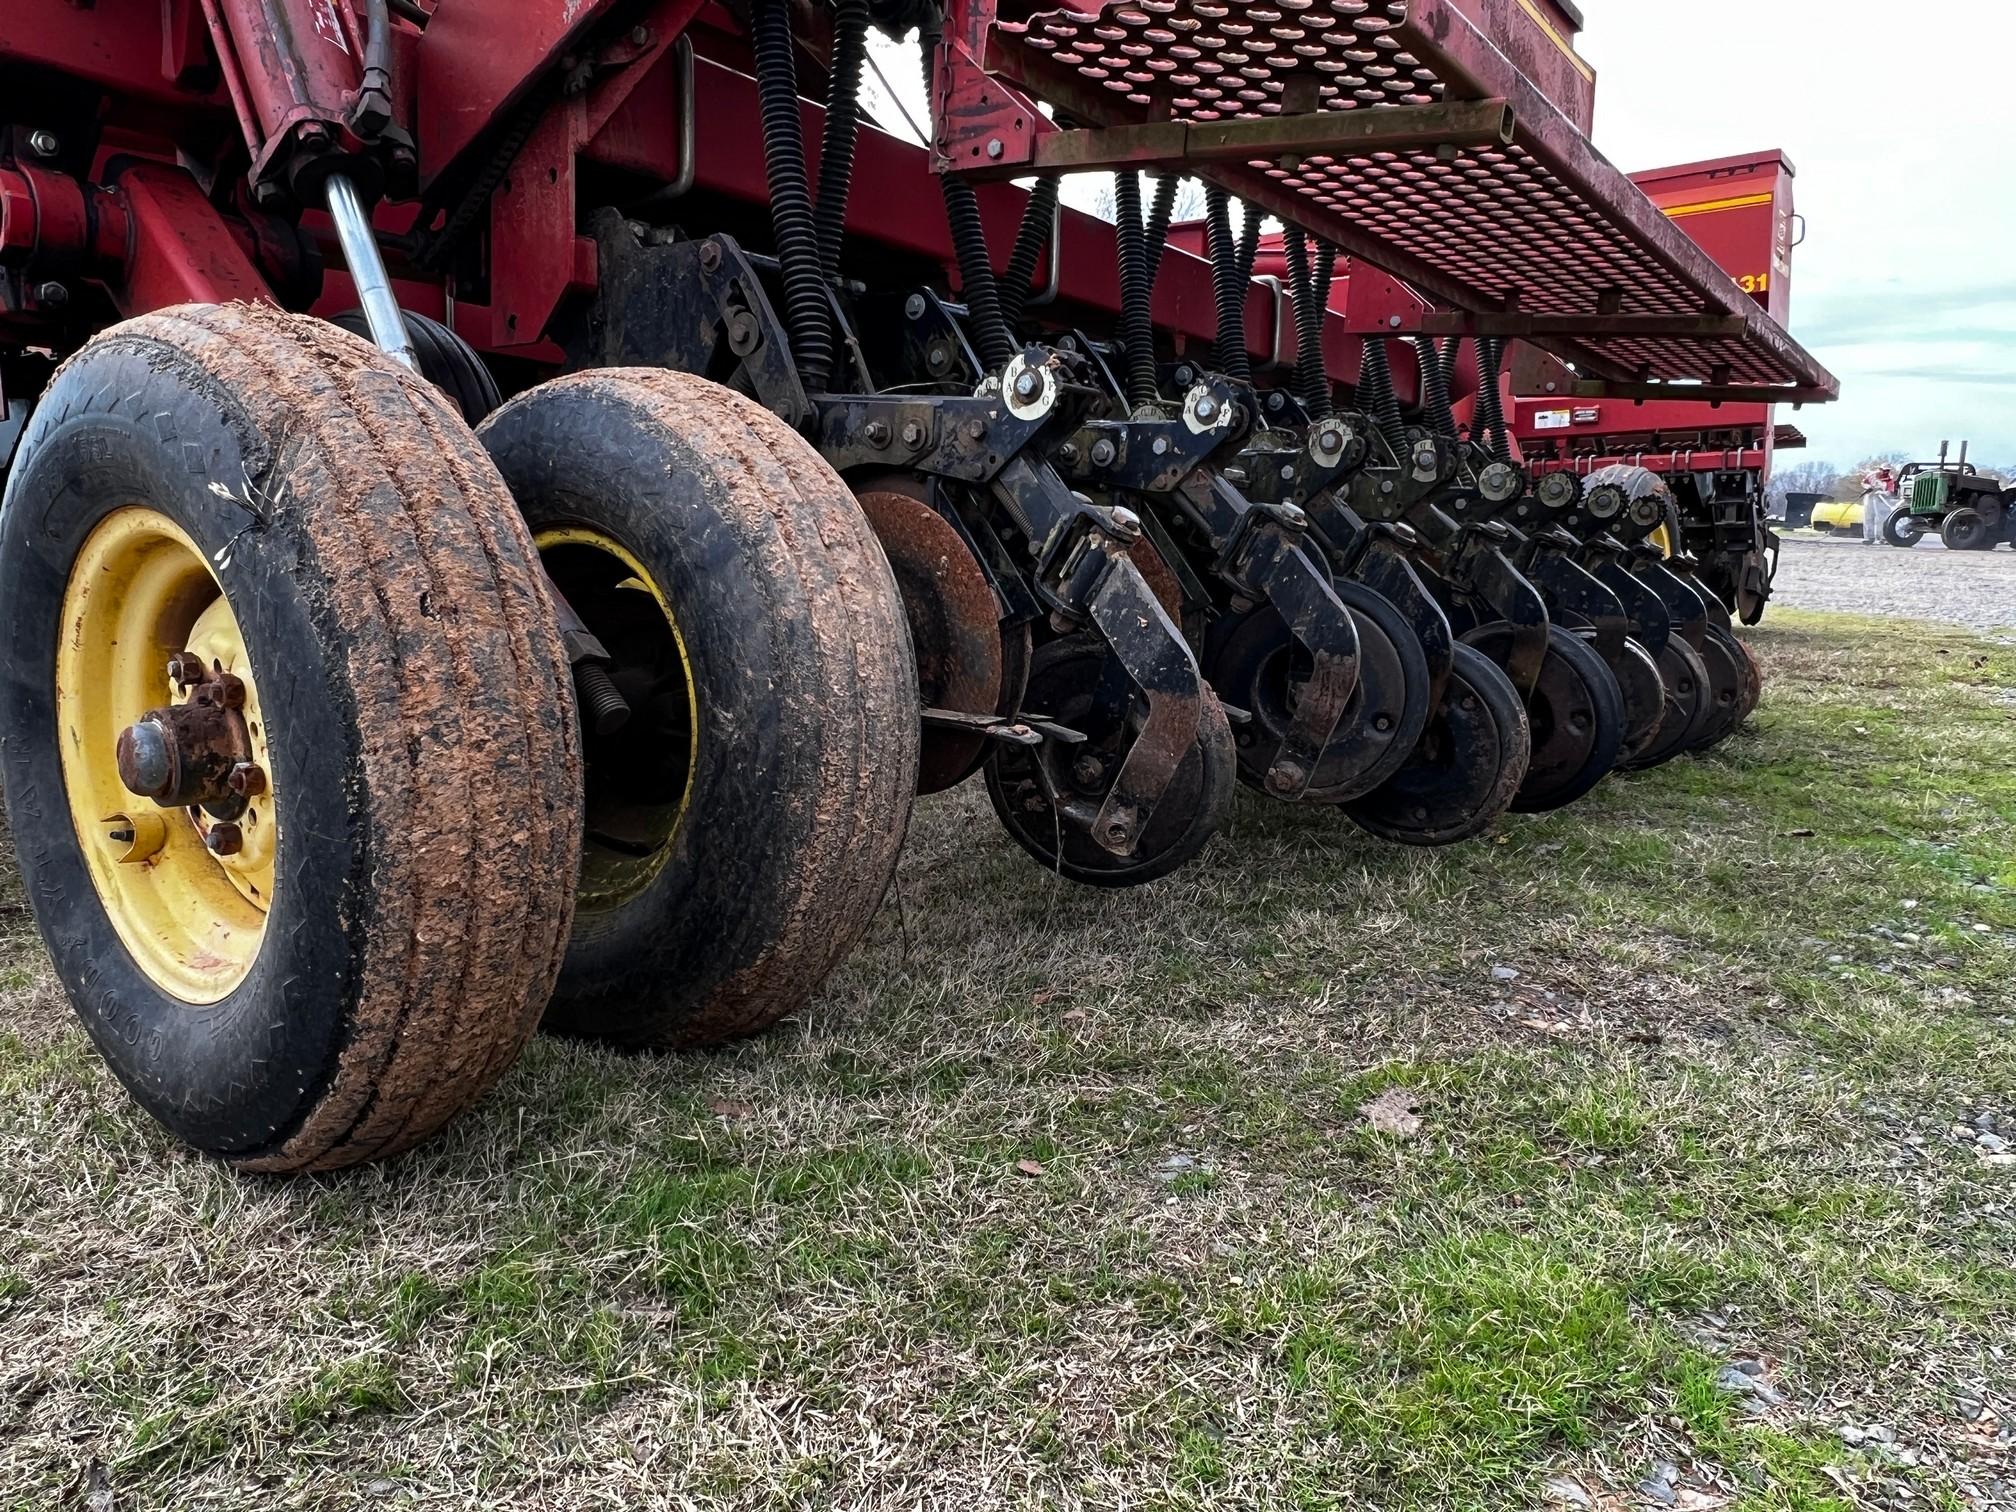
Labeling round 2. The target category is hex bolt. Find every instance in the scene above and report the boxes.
[1151,436,1170,456]
[211,671,247,709]
[1089,438,1117,467]
[926,344,951,372]
[1012,368,1041,401]
[206,822,244,857]
[34,281,68,306]
[167,651,206,689]
[963,418,987,442]
[1195,395,1218,423]
[1175,366,1195,386]
[1266,763,1305,796]
[28,129,60,158]
[227,762,267,798]
[904,294,928,320]
[899,420,927,448]
[986,138,1005,160]
[864,419,892,448]
[1057,442,1080,466]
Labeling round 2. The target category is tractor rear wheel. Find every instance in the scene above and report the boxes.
[0,304,581,1172]
[1941,508,1993,551]
[478,370,919,1049]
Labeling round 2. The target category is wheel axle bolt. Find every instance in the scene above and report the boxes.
[1089,438,1116,467]
[206,822,244,857]
[904,294,927,320]
[1012,369,1041,401]
[167,651,206,688]
[227,761,267,798]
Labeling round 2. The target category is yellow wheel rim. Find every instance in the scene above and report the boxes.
[56,508,275,1003]
[536,526,696,913]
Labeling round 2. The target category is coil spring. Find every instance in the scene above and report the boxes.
[751,0,834,390]
[814,0,871,279]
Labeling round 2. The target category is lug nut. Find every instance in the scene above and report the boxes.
[206,822,244,857]
[167,651,207,688]
[227,761,267,798]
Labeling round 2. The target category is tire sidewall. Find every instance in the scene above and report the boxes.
[0,337,367,1157]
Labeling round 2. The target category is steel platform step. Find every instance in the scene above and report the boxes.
[941,0,1837,405]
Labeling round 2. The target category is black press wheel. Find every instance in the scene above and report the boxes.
[986,636,1235,886]
[1341,641,1531,846]
[1681,626,1748,753]
[1609,636,1667,767]
[1465,623,1625,813]
[478,369,920,1049]
[1616,635,1713,771]
[0,304,581,1172]
[1209,578,1433,805]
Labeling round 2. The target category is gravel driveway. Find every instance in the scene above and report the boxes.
[1767,535,2015,630]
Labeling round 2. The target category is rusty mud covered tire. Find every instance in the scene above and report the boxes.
[477,369,919,1050]
[0,303,582,1172]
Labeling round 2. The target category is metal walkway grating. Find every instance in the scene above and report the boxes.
[968,0,1837,402]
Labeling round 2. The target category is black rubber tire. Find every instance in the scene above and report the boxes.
[1342,641,1530,847]
[985,636,1235,887]
[1882,506,1924,548]
[0,304,582,1172]
[1682,626,1748,753]
[1616,635,1712,771]
[1464,623,1624,813]
[478,369,919,1049]
[330,308,502,425]
[1940,507,1993,551]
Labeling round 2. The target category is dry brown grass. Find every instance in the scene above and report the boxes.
[3,609,2014,1510]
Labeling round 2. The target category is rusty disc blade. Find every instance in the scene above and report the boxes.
[857,480,1005,794]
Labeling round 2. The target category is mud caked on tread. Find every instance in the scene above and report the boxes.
[478,368,920,1050]
[0,303,583,1172]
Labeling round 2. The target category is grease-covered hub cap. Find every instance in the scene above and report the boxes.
[57,508,274,1003]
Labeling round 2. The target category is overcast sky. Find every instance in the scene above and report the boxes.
[865,2,2016,470]
[1580,1,2015,469]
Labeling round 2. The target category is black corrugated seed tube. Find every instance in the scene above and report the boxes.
[1359,337,1407,456]
[813,0,871,279]
[1114,170,1160,409]
[1205,185,1251,384]
[1282,225,1331,418]
[1475,336,1510,460]
[1416,337,1456,438]
[751,0,833,390]
[921,23,1014,372]
[1000,175,1060,328]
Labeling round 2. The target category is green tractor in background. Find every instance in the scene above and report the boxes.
[1884,442,2015,549]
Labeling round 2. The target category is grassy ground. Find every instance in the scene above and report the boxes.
[3,609,2014,1511]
